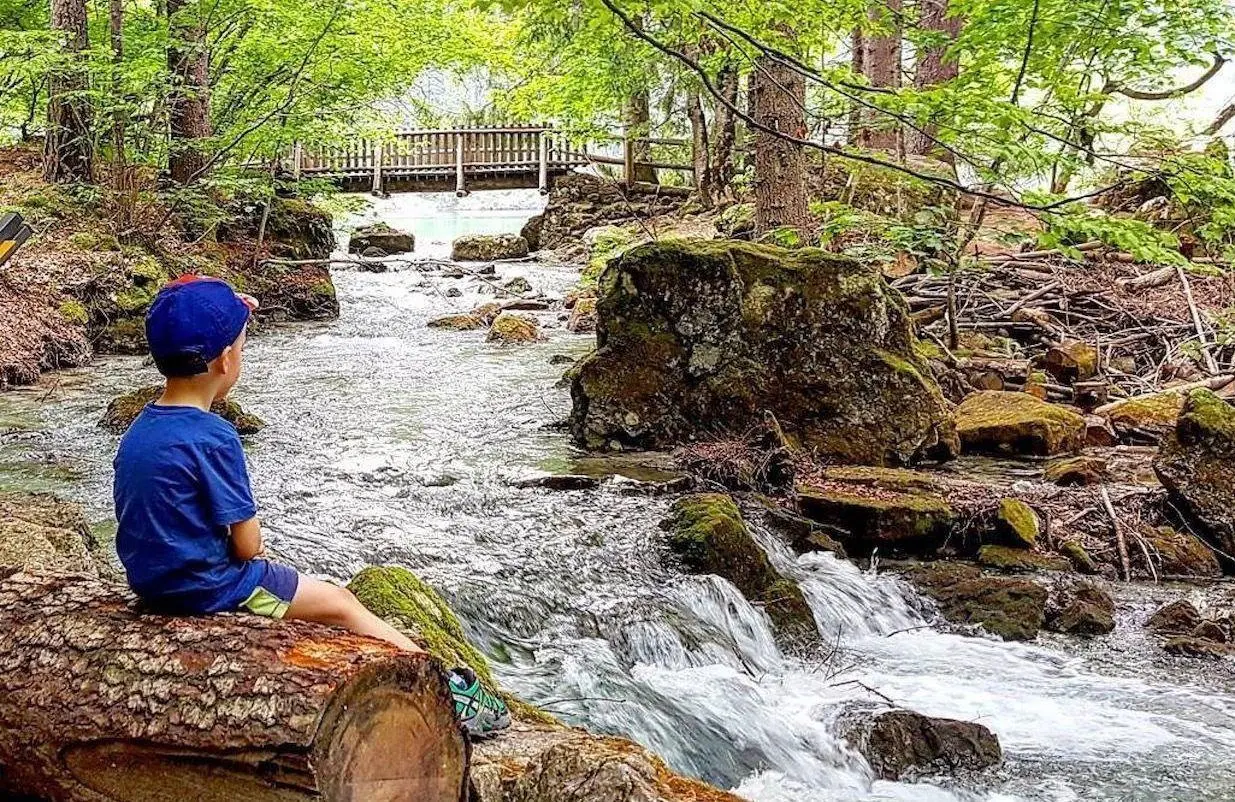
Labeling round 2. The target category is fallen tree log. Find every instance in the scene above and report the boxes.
[0,570,469,802]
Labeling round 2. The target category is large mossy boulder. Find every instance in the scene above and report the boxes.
[954,391,1084,456]
[661,494,819,652]
[1153,389,1235,566]
[451,233,529,262]
[0,492,102,575]
[1102,391,1185,442]
[569,240,958,464]
[842,708,1002,781]
[796,469,956,557]
[218,196,335,260]
[99,385,265,436]
[348,223,414,255]
[905,563,1047,641]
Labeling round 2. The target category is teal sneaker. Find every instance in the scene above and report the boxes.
[448,667,511,737]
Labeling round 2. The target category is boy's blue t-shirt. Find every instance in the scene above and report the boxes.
[113,403,262,613]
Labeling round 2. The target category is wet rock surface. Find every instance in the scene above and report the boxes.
[569,240,958,463]
[538,174,689,253]
[842,707,1002,781]
[905,562,1048,641]
[1044,579,1116,637]
[488,312,543,344]
[661,493,820,652]
[99,385,266,436]
[796,471,956,557]
[1153,389,1235,565]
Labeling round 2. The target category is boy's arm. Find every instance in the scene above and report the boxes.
[230,516,264,561]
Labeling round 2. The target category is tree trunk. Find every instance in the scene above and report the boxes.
[0,571,469,802]
[710,62,739,199]
[855,0,903,151]
[110,0,126,167]
[751,55,810,233]
[687,87,713,208]
[848,28,864,145]
[167,0,213,184]
[907,0,960,156]
[43,0,93,184]
[623,91,658,185]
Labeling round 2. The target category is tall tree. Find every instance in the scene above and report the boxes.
[854,0,903,151]
[167,0,212,183]
[43,0,93,183]
[751,55,809,232]
[908,0,961,157]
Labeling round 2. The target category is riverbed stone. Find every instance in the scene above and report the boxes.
[842,708,1002,780]
[568,240,958,464]
[1153,389,1235,566]
[348,223,414,255]
[991,498,1039,548]
[488,312,542,344]
[1163,636,1234,659]
[796,472,955,557]
[1145,599,1203,635]
[905,562,1047,641]
[567,297,597,333]
[1103,391,1185,442]
[1043,340,1099,383]
[0,492,101,575]
[661,494,819,652]
[954,391,1085,456]
[99,385,265,435]
[452,233,529,262]
[976,545,1069,573]
[1043,455,1107,486]
[1045,580,1115,637]
[520,214,543,252]
[1141,526,1221,578]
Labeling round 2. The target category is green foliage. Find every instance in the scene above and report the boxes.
[1035,202,1187,265]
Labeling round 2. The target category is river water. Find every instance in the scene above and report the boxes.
[2,191,1233,801]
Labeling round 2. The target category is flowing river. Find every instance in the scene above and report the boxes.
[1,191,1233,801]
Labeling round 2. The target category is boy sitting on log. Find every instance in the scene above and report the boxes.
[112,275,509,736]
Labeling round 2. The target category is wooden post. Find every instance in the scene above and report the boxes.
[292,141,302,180]
[623,136,636,186]
[371,139,383,195]
[538,130,549,193]
[455,132,467,196]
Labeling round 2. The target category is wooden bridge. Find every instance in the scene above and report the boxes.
[289,126,692,195]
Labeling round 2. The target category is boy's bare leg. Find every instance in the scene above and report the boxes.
[286,576,426,654]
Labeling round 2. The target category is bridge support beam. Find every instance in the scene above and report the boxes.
[454,135,467,197]
[538,132,549,194]
[371,140,384,196]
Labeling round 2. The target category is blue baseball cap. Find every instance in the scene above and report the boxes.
[145,276,257,377]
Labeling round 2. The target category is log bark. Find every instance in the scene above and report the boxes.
[167,0,213,184]
[751,54,809,233]
[0,571,468,802]
[43,0,93,183]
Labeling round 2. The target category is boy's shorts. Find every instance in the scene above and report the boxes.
[238,561,300,619]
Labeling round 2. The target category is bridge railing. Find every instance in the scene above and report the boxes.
[291,126,694,194]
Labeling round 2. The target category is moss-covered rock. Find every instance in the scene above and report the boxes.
[976,545,1069,573]
[99,385,265,436]
[993,498,1039,548]
[905,562,1047,641]
[1141,526,1222,578]
[796,473,955,557]
[954,391,1085,456]
[716,203,756,239]
[1043,455,1107,486]
[520,213,543,252]
[1060,540,1099,574]
[1153,389,1235,566]
[452,233,529,262]
[488,312,542,344]
[0,492,102,575]
[428,313,486,331]
[661,494,819,652]
[217,196,335,261]
[1103,391,1185,442]
[348,223,414,255]
[569,240,958,464]
[1146,599,1202,635]
[1042,340,1099,383]
[347,566,549,723]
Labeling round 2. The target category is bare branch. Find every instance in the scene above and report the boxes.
[1108,55,1226,101]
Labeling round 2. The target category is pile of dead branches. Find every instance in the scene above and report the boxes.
[896,242,1235,399]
